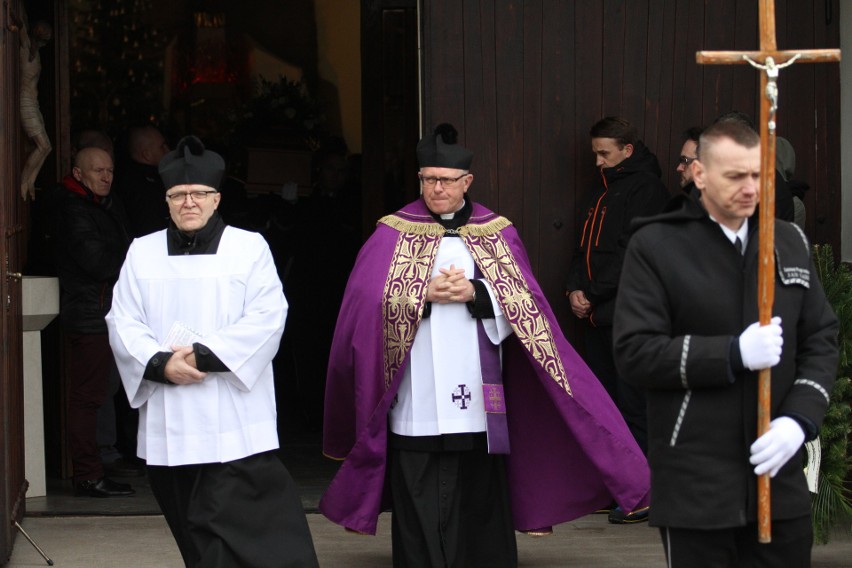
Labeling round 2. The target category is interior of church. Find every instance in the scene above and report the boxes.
[23,0,370,515]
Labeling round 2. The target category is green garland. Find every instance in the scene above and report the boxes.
[812,245,852,544]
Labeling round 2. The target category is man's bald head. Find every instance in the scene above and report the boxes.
[73,147,114,198]
[129,125,169,166]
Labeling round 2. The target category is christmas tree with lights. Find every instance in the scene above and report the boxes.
[70,0,170,136]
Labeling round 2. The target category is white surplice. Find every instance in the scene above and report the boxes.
[106,227,287,466]
[389,237,513,437]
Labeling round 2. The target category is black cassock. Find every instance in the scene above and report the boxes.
[148,451,318,568]
[389,433,518,568]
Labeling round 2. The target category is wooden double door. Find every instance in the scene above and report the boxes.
[0,0,30,561]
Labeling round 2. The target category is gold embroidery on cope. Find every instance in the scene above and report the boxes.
[382,230,439,389]
[378,215,446,236]
[461,229,572,396]
[378,214,571,395]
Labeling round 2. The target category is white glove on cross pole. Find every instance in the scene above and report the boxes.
[749,416,805,477]
[739,316,783,371]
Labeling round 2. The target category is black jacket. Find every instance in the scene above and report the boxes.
[53,176,132,334]
[614,193,838,529]
[566,141,669,326]
[113,160,169,238]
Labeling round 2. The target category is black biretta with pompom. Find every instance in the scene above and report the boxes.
[158,135,226,191]
[416,123,473,170]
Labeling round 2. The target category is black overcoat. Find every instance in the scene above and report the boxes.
[614,194,838,529]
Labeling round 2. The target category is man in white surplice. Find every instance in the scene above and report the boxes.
[106,135,317,568]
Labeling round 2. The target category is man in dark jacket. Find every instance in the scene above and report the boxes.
[54,147,135,497]
[614,119,838,566]
[566,117,669,489]
[114,125,170,237]
[676,126,702,195]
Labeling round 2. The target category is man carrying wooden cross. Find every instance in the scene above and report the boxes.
[612,118,838,566]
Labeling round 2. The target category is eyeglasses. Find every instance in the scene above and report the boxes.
[166,190,217,203]
[418,173,469,187]
[677,156,697,166]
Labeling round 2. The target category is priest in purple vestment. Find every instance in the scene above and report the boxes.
[321,123,650,567]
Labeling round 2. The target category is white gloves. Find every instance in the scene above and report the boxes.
[739,317,783,371]
[749,416,805,477]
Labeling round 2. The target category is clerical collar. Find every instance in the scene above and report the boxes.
[167,212,226,255]
[430,199,472,233]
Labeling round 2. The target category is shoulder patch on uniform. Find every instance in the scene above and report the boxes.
[776,262,811,288]
[775,225,811,288]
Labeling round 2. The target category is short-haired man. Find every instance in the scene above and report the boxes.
[321,123,649,566]
[677,126,703,194]
[54,147,135,497]
[566,118,669,520]
[614,120,838,566]
[106,136,318,567]
[114,125,171,237]
[714,111,795,222]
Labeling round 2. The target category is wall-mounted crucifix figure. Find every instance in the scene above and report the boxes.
[20,18,53,201]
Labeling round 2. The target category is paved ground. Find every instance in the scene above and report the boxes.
[6,512,852,567]
[14,438,851,566]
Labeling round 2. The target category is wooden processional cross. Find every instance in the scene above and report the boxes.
[696,0,840,544]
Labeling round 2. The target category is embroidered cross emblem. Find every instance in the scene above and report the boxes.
[484,385,505,413]
[451,385,471,409]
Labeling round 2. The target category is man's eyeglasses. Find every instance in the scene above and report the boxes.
[677,156,697,166]
[418,173,469,187]
[166,190,217,203]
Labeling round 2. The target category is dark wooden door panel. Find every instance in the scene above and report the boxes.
[1,0,28,561]
[362,0,420,227]
[420,0,841,336]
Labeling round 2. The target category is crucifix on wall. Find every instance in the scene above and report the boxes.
[696,0,840,544]
[19,16,53,201]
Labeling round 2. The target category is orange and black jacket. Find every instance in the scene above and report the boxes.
[566,141,669,326]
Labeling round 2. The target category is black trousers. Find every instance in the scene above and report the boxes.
[584,324,648,454]
[147,451,318,568]
[389,434,518,568]
[66,333,111,483]
[660,516,813,568]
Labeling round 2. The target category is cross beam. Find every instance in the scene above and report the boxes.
[696,0,840,544]
[696,49,840,66]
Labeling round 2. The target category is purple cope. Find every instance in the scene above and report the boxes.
[320,198,650,535]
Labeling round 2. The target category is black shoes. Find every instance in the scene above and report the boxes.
[595,501,616,514]
[103,457,146,477]
[75,477,136,497]
[608,505,650,524]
